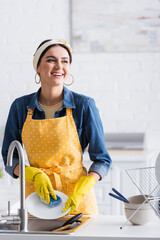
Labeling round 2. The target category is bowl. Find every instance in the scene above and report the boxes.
[124,195,155,225]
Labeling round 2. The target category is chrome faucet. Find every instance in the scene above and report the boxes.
[7,140,28,232]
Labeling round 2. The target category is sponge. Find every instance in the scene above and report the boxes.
[40,194,62,208]
[49,195,62,208]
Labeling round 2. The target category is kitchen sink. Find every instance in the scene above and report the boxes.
[0,215,92,235]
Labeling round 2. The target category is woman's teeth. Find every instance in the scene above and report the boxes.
[52,73,63,76]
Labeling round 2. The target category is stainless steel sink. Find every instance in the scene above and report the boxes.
[0,216,92,235]
[28,218,66,232]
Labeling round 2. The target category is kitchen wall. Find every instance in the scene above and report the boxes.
[0,0,160,151]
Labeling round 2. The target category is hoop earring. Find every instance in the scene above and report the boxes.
[64,74,74,86]
[35,73,41,84]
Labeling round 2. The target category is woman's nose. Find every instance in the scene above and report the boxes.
[55,61,62,69]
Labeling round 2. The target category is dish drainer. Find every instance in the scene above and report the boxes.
[121,166,160,228]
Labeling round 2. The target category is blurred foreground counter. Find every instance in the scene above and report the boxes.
[0,215,159,240]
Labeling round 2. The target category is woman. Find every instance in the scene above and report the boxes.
[2,39,112,215]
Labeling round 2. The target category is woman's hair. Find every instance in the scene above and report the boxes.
[36,39,72,67]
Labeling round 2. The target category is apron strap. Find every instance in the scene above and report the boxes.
[66,108,72,116]
[27,108,33,119]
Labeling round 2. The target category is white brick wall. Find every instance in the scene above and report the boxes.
[0,0,160,150]
[70,52,160,149]
[0,0,70,129]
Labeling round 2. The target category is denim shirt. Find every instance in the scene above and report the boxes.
[1,86,112,180]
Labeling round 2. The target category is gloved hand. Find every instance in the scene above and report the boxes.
[63,175,96,214]
[25,166,57,204]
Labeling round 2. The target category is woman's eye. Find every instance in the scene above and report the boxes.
[46,59,69,64]
[47,59,56,62]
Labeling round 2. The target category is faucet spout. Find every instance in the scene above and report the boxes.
[7,140,28,232]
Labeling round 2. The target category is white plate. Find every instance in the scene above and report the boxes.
[26,191,71,219]
[155,153,160,184]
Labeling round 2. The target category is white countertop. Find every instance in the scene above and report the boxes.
[78,215,160,239]
[0,215,159,240]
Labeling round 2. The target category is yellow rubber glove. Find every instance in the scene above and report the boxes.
[63,175,96,214]
[25,166,57,204]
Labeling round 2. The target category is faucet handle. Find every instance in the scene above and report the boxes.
[1,201,11,218]
[7,201,11,216]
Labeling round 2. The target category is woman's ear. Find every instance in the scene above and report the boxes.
[36,66,40,76]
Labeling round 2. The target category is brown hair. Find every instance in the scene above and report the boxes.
[36,39,72,67]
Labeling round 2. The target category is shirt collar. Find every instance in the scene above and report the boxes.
[28,86,76,110]
[63,86,76,109]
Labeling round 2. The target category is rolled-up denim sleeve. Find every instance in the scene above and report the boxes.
[1,100,22,178]
[84,98,112,180]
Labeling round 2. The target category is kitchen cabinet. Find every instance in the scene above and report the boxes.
[83,150,156,215]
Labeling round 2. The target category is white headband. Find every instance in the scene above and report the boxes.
[33,39,72,71]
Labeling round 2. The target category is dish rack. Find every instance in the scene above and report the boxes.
[125,166,160,220]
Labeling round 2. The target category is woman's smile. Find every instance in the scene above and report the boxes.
[51,71,64,78]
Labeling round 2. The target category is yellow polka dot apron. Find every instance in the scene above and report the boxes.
[22,108,98,215]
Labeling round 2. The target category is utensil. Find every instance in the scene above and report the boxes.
[26,190,71,219]
[109,188,129,203]
[61,213,82,226]
[51,213,83,232]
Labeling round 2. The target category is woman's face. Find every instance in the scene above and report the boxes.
[37,45,70,87]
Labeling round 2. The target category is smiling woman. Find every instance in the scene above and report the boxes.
[1,39,112,216]
[37,46,70,94]
[34,40,72,106]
